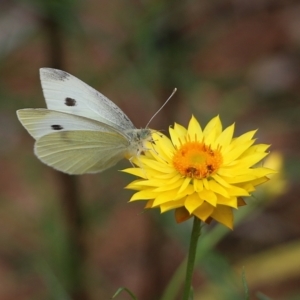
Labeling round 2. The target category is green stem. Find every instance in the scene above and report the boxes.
[161,203,260,300]
[182,217,201,300]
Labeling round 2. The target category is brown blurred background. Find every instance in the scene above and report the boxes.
[0,0,299,299]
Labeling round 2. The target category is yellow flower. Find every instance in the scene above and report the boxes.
[123,116,276,229]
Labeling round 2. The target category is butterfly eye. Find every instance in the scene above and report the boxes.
[51,125,63,130]
[65,97,77,106]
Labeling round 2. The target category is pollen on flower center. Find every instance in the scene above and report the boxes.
[172,140,223,179]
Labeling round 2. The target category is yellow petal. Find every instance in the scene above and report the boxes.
[145,200,154,208]
[231,152,269,169]
[125,179,149,190]
[240,182,256,193]
[169,123,186,147]
[151,132,174,161]
[211,174,232,188]
[216,195,238,208]
[251,167,277,177]
[231,130,257,144]
[210,205,233,229]
[154,172,182,182]
[177,177,192,194]
[193,179,203,192]
[242,176,270,188]
[187,115,203,141]
[174,122,187,135]
[203,115,222,144]
[208,180,230,198]
[130,190,157,201]
[213,123,235,148]
[193,202,214,221]
[198,189,218,206]
[140,158,174,173]
[226,185,249,196]
[220,168,277,183]
[180,184,196,196]
[152,189,179,206]
[202,178,209,190]
[154,178,184,192]
[160,198,186,212]
[240,144,270,157]
[222,140,256,164]
[223,174,258,184]
[131,179,167,187]
[185,193,204,213]
[155,171,182,180]
[121,167,147,179]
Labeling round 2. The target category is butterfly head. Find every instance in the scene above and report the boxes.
[125,128,154,160]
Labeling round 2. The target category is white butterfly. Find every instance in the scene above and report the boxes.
[16,68,154,175]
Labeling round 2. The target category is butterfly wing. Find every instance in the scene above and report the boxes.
[39,68,136,132]
[17,109,132,174]
[35,130,130,174]
[16,109,127,140]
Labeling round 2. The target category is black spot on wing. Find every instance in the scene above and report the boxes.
[51,125,63,130]
[65,97,76,106]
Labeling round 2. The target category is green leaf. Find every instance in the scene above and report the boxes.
[112,287,138,300]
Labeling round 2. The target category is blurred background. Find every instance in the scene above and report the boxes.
[0,0,299,299]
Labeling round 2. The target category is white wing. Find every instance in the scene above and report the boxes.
[34,131,130,174]
[16,109,127,140]
[39,68,136,132]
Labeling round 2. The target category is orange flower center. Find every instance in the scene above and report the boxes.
[172,140,223,179]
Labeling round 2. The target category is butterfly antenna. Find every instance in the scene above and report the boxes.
[145,88,177,128]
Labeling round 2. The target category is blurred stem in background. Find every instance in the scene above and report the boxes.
[37,1,88,299]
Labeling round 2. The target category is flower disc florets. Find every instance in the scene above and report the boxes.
[173,140,223,179]
[122,115,276,229]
